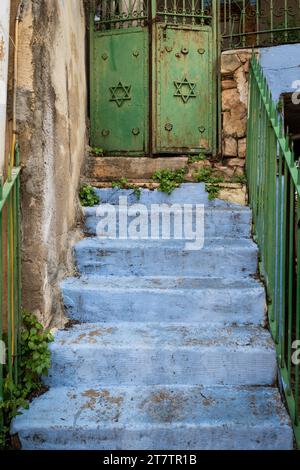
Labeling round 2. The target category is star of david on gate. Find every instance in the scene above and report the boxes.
[174,78,197,103]
[109,82,131,107]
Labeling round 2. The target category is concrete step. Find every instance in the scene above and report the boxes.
[94,183,218,206]
[93,183,248,207]
[46,322,276,387]
[62,276,265,325]
[74,238,258,277]
[83,205,252,239]
[12,384,293,450]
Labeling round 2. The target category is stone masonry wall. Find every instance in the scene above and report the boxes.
[16,0,87,327]
[219,49,253,177]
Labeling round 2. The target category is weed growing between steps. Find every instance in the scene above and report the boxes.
[90,147,104,156]
[153,168,188,195]
[0,311,53,449]
[187,154,206,164]
[112,178,141,199]
[191,167,248,200]
[152,165,247,199]
[79,184,100,207]
[102,162,247,202]
[194,167,224,201]
[231,174,248,185]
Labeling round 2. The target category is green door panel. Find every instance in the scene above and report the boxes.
[90,28,148,154]
[153,25,216,154]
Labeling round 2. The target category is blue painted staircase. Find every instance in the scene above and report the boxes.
[12,184,293,449]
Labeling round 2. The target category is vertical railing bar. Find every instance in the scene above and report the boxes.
[267,112,277,319]
[287,166,294,380]
[191,0,195,25]
[228,0,232,49]
[276,146,283,345]
[242,0,246,47]
[280,159,288,369]
[284,0,288,43]
[7,190,13,384]
[182,0,186,25]
[164,0,167,23]
[200,0,204,25]
[13,174,18,384]
[9,186,15,381]
[15,149,21,380]
[173,0,177,24]
[260,90,267,268]
[295,200,300,426]
[256,0,260,46]
[270,0,274,44]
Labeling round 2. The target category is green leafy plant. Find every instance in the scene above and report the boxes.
[79,184,100,207]
[112,178,141,199]
[187,153,206,164]
[0,379,28,448]
[205,184,222,201]
[0,311,54,448]
[20,311,54,394]
[231,174,247,185]
[194,167,223,184]
[152,167,187,195]
[193,167,224,201]
[90,147,103,156]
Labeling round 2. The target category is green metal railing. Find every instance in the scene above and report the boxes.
[92,1,300,47]
[221,0,300,50]
[247,55,300,447]
[0,148,22,427]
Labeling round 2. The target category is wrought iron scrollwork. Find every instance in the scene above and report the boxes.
[221,0,300,50]
[156,0,214,26]
[93,0,148,30]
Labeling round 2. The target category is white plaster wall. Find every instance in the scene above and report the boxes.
[259,44,300,102]
[16,0,87,326]
[0,0,11,174]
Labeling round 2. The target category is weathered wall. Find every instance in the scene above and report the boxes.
[219,49,253,178]
[259,44,300,102]
[0,0,11,174]
[16,0,87,326]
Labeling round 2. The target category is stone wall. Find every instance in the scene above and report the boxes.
[219,49,253,177]
[16,0,87,326]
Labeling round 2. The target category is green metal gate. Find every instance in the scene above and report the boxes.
[89,1,218,156]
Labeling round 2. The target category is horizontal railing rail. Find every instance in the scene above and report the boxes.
[0,147,22,436]
[246,55,300,447]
